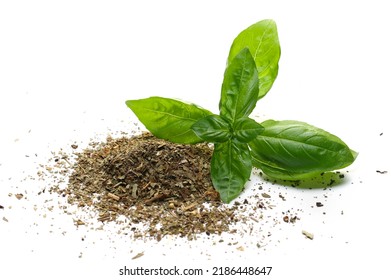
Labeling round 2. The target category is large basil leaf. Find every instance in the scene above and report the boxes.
[232,117,264,143]
[191,114,231,143]
[220,47,259,122]
[211,140,252,203]
[249,120,358,180]
[126,97,212,144]
[228,19,280,100]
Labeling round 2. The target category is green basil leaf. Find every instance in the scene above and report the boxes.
[126,97,212,144]
[191,114,231,143]
[211,140,252,203]
[228,19,280,100]
[233,117,264,143]
[220,47,259,122]
[249,120,358,180]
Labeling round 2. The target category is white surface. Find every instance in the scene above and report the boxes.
[1,1,390,279]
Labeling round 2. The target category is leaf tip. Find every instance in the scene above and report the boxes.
[125,99,134,108]
[350,149,359,160]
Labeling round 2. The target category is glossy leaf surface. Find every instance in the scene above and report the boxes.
[191,114,231,143]
[228,19,280,99]
[126,97,212,144]
[249,120,357,180]
[220,48,259,122]
[211,140,252,203]
[233,117,264,143]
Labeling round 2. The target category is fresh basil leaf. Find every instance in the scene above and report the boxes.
[249,120,357,180]
[228,19,280,100]
[211,140,252,203]
[126,97,212,144]
[233,117,264,143]
[220,47,259,122]
[191,114,231,143]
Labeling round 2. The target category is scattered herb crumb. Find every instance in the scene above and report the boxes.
[376,170,388,174]
[132,251,144,260]
[236,246,245,251]
[74,219,86,226]
[302,230,314,240]
[261,193,271,198]
[282,212,299,223]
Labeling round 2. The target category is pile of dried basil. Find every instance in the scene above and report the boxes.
[49,133,244,240]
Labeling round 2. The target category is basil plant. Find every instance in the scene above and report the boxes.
[126,20,357,203]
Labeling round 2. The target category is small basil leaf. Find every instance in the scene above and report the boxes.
[126,97,212,144]
[220,48,259,122]
[191,114,231,143]
[249,120,357,180]
[233,117,264,143]
[228,19,280,100]
[211,140,252,203]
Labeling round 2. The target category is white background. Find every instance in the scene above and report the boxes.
[1,0,390,279]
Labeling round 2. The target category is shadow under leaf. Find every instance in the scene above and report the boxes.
[258,170,348,189]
